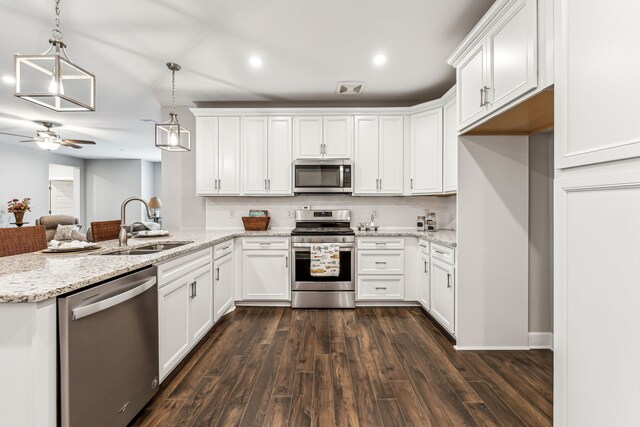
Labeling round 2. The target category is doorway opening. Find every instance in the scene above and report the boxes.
[48,164,81,220]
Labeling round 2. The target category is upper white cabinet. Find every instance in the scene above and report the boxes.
[442,94,458,193]
[196,117,241,195]
[409,109,443,195]
[242,117,292,196]
[294,116,353,159]
[354,116,404,195]
[448,0,540,132]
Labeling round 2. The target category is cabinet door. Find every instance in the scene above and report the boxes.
[457,43,487,130]
[410,109,443,194]
[242,117,268,195]
[189,264,214,345]
[357,276,404,300]
[214,253,234,322]
[379,116,404,194]
[323,116,353,159]
[443,96,458,193]
[242,250,290,300]
[218,117,241,195]
[195,117,219,195]
[430,258,455,334]
[158,278,190,381]
[293,116,323,159]
[418,252,430,310]
[268,117,293,195]
[486,0,537,112]
[354,116,379,195]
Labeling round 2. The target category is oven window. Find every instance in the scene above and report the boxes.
[295,250,352,282]
[295,165,341,188]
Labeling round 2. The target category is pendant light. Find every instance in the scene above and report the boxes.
[155,63,191,152]
[14,0,96,112]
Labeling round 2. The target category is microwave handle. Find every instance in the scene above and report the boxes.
[339,165,344,188]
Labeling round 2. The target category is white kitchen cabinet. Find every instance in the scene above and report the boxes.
[267,117,293,195]
[196,117,241,195]
[356,237,405,301]
[157,248,214,382]
[158,276,191,381]
[409,109,443,194]
[443,94,458,193]
[357,250,404,275]
[213,252,234,321]
[354,116,404,195]
[293,116,353,159]
[449,0,538,132]
[242,116,292,195]
[357,276,404,300]
[430,257,455,334]
[418,250,430,310]
[188,264,214,345]
[242,250,290,300]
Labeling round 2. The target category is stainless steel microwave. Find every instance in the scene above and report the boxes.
[294,159,352,194]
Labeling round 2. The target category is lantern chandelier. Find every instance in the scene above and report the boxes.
[14,0,96,112]
[155,62,191,152]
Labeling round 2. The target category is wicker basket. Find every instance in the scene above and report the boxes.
[242,216,271,231]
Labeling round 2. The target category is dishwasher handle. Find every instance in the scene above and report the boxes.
[72,277,157,320]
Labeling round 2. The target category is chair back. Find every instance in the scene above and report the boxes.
[0,226,47,257]
[36,215,80,241]
[89,220,121,242]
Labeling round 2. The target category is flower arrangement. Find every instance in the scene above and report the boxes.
[7,198,31,213]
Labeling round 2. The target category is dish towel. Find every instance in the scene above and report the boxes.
[311,243,340,277]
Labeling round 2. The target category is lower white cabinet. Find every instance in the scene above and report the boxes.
[418,251,430,309]
[357,276,404,300]
[430,257,455,334]
[242,238,290,300]
[213,252,235,321]
[157,248,214,382]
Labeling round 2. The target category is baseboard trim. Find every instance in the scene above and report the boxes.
[356,301,421,307]
[454,346,530,351]
[528,332,554,350]
[236,301,291,307]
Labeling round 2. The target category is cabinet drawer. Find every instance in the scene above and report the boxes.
[357,276,404,300]
[418,240,430,255]
[357,250,404,275]
[357,237,405,250]
[431,243,455,265]
[242,237,290,250]
[157,248,212,288]
[213,239,234,260]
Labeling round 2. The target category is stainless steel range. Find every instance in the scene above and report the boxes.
[291,209,355,308]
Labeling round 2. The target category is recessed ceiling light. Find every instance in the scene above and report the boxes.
[1,75,16,85]
[249,56,263,68]
[373,54,387,66]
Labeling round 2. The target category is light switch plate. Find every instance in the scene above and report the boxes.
[287,210,295,218]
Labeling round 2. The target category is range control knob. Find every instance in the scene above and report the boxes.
[341,237,346,242]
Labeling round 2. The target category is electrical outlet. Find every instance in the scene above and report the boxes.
[228,209,235,219]
[371,209,378,218]
[287,210,295,218]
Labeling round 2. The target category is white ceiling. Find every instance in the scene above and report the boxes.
[0,0,494,161]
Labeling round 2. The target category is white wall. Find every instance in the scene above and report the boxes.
[457,135,529,349]
[529,132,553,334]
[152,162,162,198]
[85,159,147,225]
[205,195,456,230]
[0,144,85,227]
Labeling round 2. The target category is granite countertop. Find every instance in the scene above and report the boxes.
[0,228,456,303]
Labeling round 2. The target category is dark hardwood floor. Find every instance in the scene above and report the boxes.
[131,307,552,426]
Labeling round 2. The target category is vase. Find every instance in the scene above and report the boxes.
[13,211,25,224]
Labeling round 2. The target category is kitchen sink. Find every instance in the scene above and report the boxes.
[102,242,192,255]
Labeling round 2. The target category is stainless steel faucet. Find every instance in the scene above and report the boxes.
[119,197,155,247]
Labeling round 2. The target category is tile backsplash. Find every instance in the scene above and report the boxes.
[205,195,456,230]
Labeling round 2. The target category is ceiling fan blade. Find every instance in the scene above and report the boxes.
[19,139,37,143]
[62,139,96,145]
[0,131,32,139]
[60,142,83,149]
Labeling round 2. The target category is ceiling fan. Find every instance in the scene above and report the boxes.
[0,121,96,151]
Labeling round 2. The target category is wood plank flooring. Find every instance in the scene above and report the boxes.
[131,307,552,426]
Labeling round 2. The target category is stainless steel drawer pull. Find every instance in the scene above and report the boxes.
[259,242,272,246]
[419,244,427,248]
[375,287,387,290]
[375,242,386,245]
[219,246,230,251]
[72,278,156,320]
[375,261,387,264]
[435,250,445,255]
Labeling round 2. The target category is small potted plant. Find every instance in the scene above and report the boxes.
[7,197,31,226]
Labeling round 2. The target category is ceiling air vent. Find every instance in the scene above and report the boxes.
[336,81,364,95]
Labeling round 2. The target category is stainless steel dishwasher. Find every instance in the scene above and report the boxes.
[58,266,159,427]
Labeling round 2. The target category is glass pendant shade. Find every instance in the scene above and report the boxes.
[36,139,60,151]
[155,113,191,152]
[15,40,96,112]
